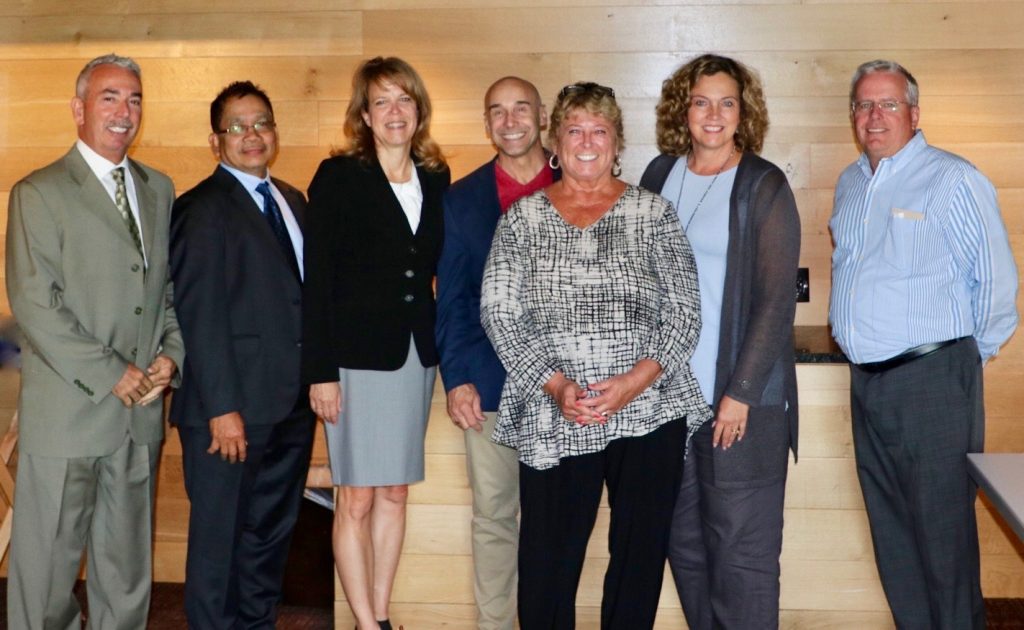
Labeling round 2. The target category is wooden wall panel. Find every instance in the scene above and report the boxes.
[1,1,1022,626]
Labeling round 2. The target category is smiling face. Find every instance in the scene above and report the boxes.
[72,64,142,163]
[686,72,741,156]
[210,94,278,178]
[484,78,547,160]
[362,79,418,152]
[853,71,920,171]
[554,107,618,184]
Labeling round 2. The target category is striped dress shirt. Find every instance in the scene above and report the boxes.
[829,131,1018,364]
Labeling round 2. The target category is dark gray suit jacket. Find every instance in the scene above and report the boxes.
[169,166,306,428]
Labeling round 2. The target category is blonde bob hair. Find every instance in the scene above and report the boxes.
[335,56,447,172]
[655,54,769,156]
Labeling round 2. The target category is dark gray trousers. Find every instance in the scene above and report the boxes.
[668,421,787,630]
[850,337,986,630]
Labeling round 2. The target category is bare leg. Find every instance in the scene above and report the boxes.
[371,484,409,621]
[334,485,378,629]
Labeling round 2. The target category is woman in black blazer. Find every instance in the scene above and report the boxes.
[302,56,450,630]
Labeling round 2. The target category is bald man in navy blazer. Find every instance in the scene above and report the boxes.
[170,81,315,629]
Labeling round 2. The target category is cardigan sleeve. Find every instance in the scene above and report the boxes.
[723,168,801,406]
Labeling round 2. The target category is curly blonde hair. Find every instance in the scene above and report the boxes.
[655,54,769,156]
[333,56,447,172]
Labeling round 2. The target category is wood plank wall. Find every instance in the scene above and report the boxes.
[1,1,1022,627]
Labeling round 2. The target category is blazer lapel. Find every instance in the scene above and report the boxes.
[129,159,157,262]
[216,167,302,281]
[64,148,140,252]
[371,159,417,239]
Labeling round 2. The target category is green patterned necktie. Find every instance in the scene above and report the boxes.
[111,167,145,263]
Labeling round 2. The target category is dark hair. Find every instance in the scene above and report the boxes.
[655,54,769,156]
[336,56,446,172]
[210,81,274,133]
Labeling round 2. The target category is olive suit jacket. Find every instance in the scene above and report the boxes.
[5,145,185,458]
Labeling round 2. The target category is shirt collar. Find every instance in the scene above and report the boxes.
[75,139,130,179]
[218,162,271,193]
[858,129,928,178]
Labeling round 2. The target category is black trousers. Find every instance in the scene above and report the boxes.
[850,337,986,630]
[517,418,686,630]
[179,401,316,630]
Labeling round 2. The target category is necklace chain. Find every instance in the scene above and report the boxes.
[677,148,735,232]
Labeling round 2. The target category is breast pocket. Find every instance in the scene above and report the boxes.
[883,208,924,271]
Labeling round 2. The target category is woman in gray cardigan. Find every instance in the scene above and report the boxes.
[640,54,800,630]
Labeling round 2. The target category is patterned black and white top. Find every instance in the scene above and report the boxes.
[481,184,711,470]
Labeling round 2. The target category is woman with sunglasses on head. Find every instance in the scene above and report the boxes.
[302,56,450,630]
[640,54,800,629]
[481,82,710,629]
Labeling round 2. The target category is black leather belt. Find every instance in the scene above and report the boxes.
[855,337,967,374]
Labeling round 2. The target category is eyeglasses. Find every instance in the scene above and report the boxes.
[216,120,277,135]
[558,83,616,100]
[851,100,910,115]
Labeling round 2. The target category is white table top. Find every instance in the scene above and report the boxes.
[967,453,1024,542]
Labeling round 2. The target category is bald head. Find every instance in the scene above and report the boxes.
[484,76,547,162]
[485,76,542,111]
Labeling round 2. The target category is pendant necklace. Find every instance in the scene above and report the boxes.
[677,148,735,232]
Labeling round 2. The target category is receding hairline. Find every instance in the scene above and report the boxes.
[484,76,542,111]
[75,54,142,100]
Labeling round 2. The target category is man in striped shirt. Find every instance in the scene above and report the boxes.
[829,59,1017,629]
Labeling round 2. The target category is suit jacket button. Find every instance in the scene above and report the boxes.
[134,306,143,315]
[404,269,415,278]
[131,347,138,356]
[740,379,751,390]
[408,246,418,254]
[131,263,140,272]
[404,294,414,303]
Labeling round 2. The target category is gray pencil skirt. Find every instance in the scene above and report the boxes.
[324,336,436,487]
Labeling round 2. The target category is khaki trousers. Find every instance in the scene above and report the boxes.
[464,412,520,630]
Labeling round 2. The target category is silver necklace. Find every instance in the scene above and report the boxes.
[677,148,735,232]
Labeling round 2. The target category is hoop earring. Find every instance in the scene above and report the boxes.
[611,155,622,178]
[549,154,560,170]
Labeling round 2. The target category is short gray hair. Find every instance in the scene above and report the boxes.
[849,59,919,107]
[76,54,142,99]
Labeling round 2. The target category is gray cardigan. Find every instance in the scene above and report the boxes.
[641,152,800,488]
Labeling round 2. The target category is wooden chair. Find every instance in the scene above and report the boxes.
[0,410,18,564]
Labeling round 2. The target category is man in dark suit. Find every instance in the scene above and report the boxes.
[5,53,184,628]
[435,76,554,630]
[170,81,315,629]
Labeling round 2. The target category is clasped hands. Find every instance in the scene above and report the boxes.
[544,359,662,425]
[111,353,177,408]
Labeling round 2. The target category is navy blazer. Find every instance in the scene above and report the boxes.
[435,158,559,411]
[170,166,307,428]
[435,159,506,410]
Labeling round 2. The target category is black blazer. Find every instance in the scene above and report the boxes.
[302,155,450,383]
[169,166,307,428]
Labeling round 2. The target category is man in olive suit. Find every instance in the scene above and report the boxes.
[5,54,183,628]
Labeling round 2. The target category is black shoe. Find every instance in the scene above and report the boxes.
[378,621,393,630]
